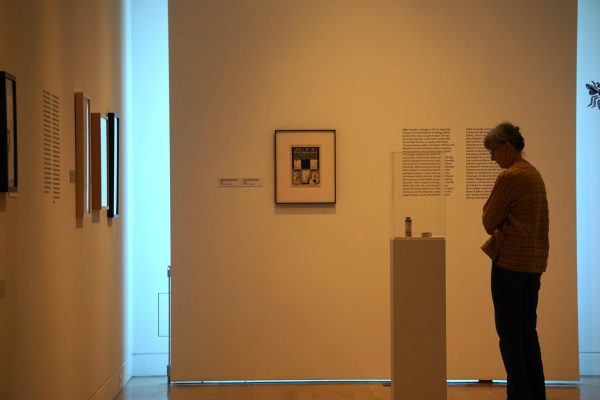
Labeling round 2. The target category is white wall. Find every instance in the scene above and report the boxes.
[128,0,171,376]
[0,204,15,399]
[169,0,578,381]
[0,4,17,399]
[0,1,127,398]
[577,0,600,376]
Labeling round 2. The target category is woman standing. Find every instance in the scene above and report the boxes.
[482,122,549,400]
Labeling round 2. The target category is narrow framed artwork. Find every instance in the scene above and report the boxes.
[74,92,91,218]
[107,112,119,218]
[91,113,108,210]
[0,71,17,194]
[274,129,336,204]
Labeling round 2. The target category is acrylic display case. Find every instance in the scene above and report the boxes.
[391,151,447,238]
[390,151,448,400]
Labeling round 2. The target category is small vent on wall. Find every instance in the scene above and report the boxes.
[42,91,61,201]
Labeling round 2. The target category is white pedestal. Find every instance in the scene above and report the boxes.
[390,237,446,400]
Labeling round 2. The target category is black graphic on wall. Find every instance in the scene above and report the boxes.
[587,81,600,110]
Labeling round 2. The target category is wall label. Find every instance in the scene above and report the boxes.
[401,128,455,197]
[219,177,263,187]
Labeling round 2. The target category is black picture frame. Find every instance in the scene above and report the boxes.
[1,71,17,194]
[274,129,336,204]
[107,112,119,218]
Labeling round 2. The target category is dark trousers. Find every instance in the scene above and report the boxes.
[491,263,546,400]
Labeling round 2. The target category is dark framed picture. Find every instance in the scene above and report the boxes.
[107,112,119,218]
[91,113,108,210]
[74,92,91,218]
[274,129,336,204]
[1,71,17,194]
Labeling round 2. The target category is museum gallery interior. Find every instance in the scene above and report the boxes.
[1,1,599,399]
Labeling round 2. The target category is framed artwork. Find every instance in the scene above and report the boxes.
[1,71,17,194]
[274,129,336,204]
[91,113,108,210]
[107,112,119,218]
[74,92,91,218]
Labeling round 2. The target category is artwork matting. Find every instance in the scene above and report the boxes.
[91,113,108,210]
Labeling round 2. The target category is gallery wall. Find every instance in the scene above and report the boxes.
[0,3,17,398]
[0,3,18,392]
[128,0,171,376]
[0,0,127,399]
[169,0,578,381]
[577,0,600,375]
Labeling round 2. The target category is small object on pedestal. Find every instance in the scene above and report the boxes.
[404,217,412,237]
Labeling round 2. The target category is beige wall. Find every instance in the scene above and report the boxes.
[170,0,578,381]
[1,2,17,398]
[0,208,16,398]
[0,1,126,399]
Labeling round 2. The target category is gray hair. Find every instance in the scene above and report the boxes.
[484,122,525,152]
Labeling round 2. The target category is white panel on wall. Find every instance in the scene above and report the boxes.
[169,0,578,381]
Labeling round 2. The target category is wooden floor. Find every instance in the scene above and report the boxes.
[115,376,600,400]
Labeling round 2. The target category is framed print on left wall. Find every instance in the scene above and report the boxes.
[91,112,108,210]
[107,112,119,218]
[1,71,17,194]
[74,92,91,219]
[274,129,336,204]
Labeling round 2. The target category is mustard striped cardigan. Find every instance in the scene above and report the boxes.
[482,165,549,273]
